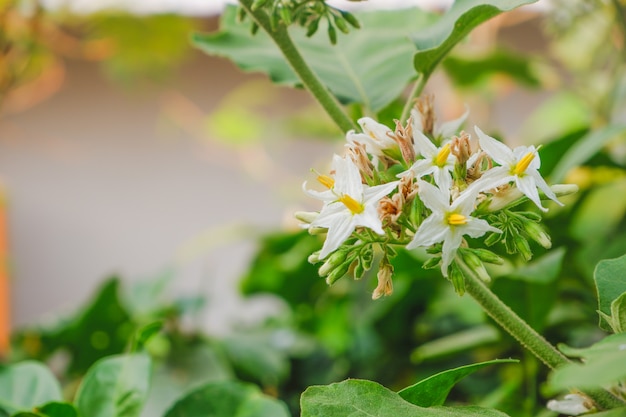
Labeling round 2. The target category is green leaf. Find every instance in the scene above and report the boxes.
[0,362,62,414]
[12,402,77,417]
[163,381,290,417]
[550,123,626,182]
[131,321,163,353]
[410,325,500,363]
[411,0,536,77]
[74,353,152,417]
[301,379,511,417]
[609,292,626,333]
[193,6,434,113]
[571,179,626,244]
[398,359,518,407]
[594,254,626,331]
[550,333,626,390]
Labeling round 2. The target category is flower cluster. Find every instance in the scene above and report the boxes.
[298,97,572,298]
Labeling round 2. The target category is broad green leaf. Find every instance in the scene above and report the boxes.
[163,381,290,417]
[551,124,626,182]
[398,359,518,407]
[0,362,62,414]
[595,254,626,330]
[411,0,536,77]
[193,6,434,113]
[301,379,511,417]
[74,353,151,417]
[550,333,626,390]
[12,402,77,417]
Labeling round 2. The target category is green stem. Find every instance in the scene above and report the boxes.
[400,72,428,124]
[459,261,624,410]
[238,1,357,133]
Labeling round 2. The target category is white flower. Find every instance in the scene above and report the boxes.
[407,180,501,277]
[347,117,397,161]
[547,394,591,416]
[307,154,398,259]
[411,106,469,140]
[472,126,563,212]
[399,129,456,191]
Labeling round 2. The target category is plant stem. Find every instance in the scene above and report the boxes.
[400,72,428,124]
[459,261,624,410]
[238,1,357,133]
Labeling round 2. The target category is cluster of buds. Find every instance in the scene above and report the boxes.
[297,97,575,298]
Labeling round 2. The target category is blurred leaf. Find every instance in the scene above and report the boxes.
[131,321,163,353]
[551,124,626,182]
[74,353,152,417]
[124,270,173,318]
[594,254,626,331]
[90,14,195,83]
[410,325,500,363]
[411,0,536,78]
[163,381,290,417]
[590,407,626,416]
[550,333,626,390]
[12,402,77,417]
[0,362,62,414]
[509,247,566,284]
[193,6,434,113]
[398,359,518,407]
[519,92,591,148]
[301,379,511,416]
[570,179,626,243]
[443,49,540,88]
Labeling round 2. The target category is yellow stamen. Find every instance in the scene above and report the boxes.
[447,213,467,226]
[513,151,536,176]
[339,194,364,214]
[317,174,335,189]
[435,143,451,167]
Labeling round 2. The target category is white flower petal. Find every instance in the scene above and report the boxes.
[547,394,590,416]
[319,215,356,259]
[407,214,448,249]
[310,203,347,228]
[441,229,463,277]
[433,167,453,192]
[516,175,547,212]
[464,218,502,238]
[530,170,564,207]
[413,129,438,158]
[333,154,362,198]
[355,204,385,235]
[451,186,480,216]
[475,126,516,167]
[417,180,450,213]
[302,181,336,202]
[407,159,437,179]
[363,181,399,204]
[467,167,514,193]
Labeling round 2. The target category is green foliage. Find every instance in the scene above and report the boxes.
[12,402,77,417]
[411,0,537,78]
[74,353,152,417]
[193,6,433,113]
[594,254,626,331]
[300,379,511,417]
[163,381,290,417]
[397,359,518,407]
[0,362,62,415]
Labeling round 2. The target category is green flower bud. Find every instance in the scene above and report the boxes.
[308,251,321,264]
[353,259,365,280]
[461,250,491,283]
[333,15,350,34]
[327,24,337,45]
[449,262,465,296]
[517,211,542,222]
[513,234,532,261]
[294,211,318,224]
[484,231,502,247]
[318,250,348,276]
[341,10,361,29]
[306,18,320,37]
[422,256,441,270]
[279,6,292,25]
[326,260,350,285]
[523,221,552,249]
[237,6,247,22]
[472,248,504,265]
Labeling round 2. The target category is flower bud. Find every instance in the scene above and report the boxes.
[372,261,394,300]
[422,256,441,270]
[551,183,579,197]
[449,262,465,296]
[318,250,348,276]
[472,248,504,265]
[484,231,502,247]
[326,260,351,285]
[308,251,321,264]
[294,211,318,224]
[513,234,532,261]
[461,250,491,283]
[523,221,552,249]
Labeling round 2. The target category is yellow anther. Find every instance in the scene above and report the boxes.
[435,143,451,167]
[339,194,364,214]
[447,213,468,226]
[513,151,536,176]
[317,174,335,189]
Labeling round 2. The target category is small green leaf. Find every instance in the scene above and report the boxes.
[594,254,626,331]
[74,353,151,417]
[411,0,536,78]
[301,379,512,416]
[398,359,518,407]
[131,321,164,353]
[0,362,62,415]
[164,381,290,417]
[610,292,626,333]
